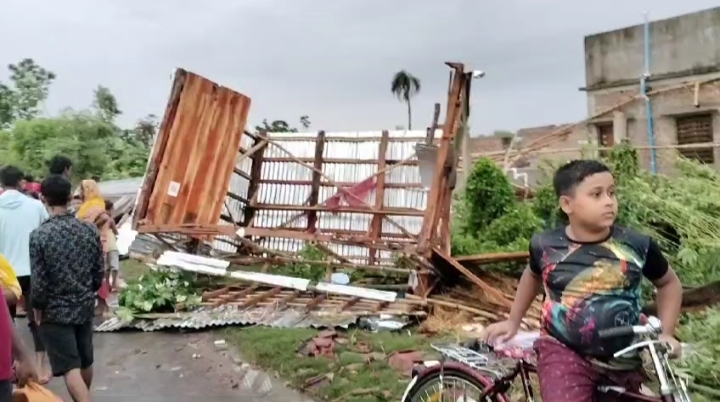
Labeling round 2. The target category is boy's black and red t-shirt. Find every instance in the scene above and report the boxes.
[529,226,668,360]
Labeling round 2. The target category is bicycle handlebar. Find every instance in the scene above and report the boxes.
[597,325,647,339]
[598,315,663,340]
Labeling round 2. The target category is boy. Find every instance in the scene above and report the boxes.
[104,200,120,291]
[31,175,104,402]
[481,160,683,401]
[48,155,73,179]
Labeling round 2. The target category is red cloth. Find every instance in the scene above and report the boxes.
[0,300,13,381]
[534,337,643,401]
[325,177,376,210]
[97,278,110,300]
[23,183,41,193]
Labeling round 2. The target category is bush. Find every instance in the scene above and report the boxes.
[462,158,515,234]
[483,204,542,246]
[451,158,541,276]
[271,245,327,281]
[676,307,720,395]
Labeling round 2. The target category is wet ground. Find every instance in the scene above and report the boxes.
[17,320,314,402]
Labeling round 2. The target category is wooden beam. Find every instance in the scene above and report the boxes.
[368,131,389,265]
[307,131,326,233]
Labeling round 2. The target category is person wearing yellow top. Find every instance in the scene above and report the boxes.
[0,253,21,308]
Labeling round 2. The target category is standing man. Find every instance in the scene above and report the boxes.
[0,165,50,382]
[31,175,104,402]
[48,155,73,179]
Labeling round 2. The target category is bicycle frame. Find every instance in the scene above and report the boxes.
[404,316,691,402]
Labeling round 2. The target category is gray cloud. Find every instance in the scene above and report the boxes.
[1,0,719,134]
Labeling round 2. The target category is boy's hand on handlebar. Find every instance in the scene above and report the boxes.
[659,334,682,358]
[480,320,519,345]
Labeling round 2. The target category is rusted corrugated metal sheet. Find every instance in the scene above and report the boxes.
[134,69,251,230]
[254,130,428,264]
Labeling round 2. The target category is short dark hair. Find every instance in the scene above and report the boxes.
[48,155,73,175]
[553,160,612,197]
[23,174,34,183]
[0,165,25,188]
[40,175,72,207]
[105,200,114,210]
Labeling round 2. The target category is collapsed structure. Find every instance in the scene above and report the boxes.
[117,63,528,331]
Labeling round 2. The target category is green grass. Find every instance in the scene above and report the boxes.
[225,326,449,401]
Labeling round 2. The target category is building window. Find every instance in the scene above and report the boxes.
[596,123,614,157]
[676,114,714,164]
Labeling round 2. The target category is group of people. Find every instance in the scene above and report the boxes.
[0,155,119,402]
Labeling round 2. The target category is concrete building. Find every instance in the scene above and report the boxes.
[582,6,720,173]
[468,7,720,176]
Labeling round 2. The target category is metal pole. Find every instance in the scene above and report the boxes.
[643,12,658,174]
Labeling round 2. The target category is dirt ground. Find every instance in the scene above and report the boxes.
[16,320,314,402]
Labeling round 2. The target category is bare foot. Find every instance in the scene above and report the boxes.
[37,370,51,385]
[94,304,108,316]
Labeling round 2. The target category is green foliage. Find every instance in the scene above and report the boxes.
[462,157,516,234]
[483,204,543,245]
[451,158,540,275]
[676,307,720,394]
[92,85,122,123]
[391,70,421,130]
[0,58,152,181]
[9,114,113,177]
[271,245,327,281]
[255,116,311,133]
[531,184,561,228]
[2,58,56,124]
[117,269,202,320]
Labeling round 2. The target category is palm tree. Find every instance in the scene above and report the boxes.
[391,70,421,130]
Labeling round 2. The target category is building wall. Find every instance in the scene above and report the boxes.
[587,75,720,173]
[582,7,720,173]
[585,7,720,90]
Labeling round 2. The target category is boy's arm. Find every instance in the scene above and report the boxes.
[508,267,542,326]
[643,238,682,336]
[29,233,48,311]
[508,237,544,326]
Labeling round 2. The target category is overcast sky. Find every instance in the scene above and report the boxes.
[1,0,719,135]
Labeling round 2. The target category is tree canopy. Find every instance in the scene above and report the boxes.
[0,58,154,181]
[0,58,312,183]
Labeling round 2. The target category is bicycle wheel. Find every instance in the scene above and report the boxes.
[404,368,507,402]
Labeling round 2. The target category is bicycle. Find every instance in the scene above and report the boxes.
[401,316,691,402]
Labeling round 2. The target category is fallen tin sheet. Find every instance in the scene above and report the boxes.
[200,285,413,314]
[94,304,418,333]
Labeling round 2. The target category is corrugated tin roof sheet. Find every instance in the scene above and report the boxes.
[248,130,428,264]
[98,177,143,200]
[94,305,362,332]
[135,69,251,231]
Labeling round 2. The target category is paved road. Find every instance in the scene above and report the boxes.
[17,320,314,402]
